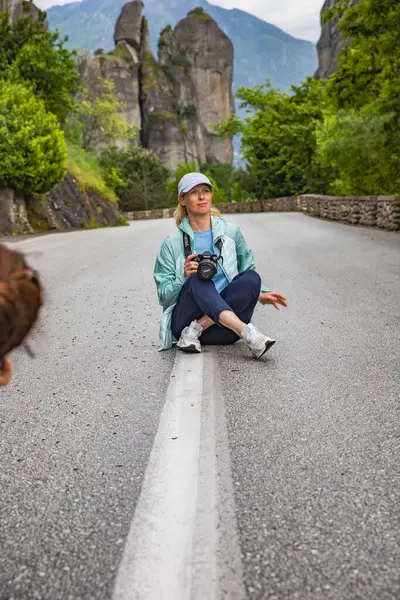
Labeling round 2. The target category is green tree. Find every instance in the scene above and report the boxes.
[315,109,394,195]
[65,78,137,151]
[0,8,80,122]
[202,163,233,201]
[324,0,400,115]
[217,78,326,198]
[0,82,66,193]
[167,160,226,203]
[166,160,200,196]
[100,145,173,211]
[231,168,261,201]
[321,0,400,193]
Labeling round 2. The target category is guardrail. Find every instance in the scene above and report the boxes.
[123,195,400,230]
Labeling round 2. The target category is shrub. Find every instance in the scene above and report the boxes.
[0,82,66,193]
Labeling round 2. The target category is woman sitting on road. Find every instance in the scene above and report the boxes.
[153,172,287,358]
[0,244,42,386]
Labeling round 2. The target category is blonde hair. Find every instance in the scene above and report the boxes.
[174,198,221,227]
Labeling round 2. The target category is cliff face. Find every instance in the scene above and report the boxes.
[170,10,234,166]
[0,177,121,235]
[315,0,361,80]
[0,0,41,26]
[80,47,142,142]
[81,2,234,171]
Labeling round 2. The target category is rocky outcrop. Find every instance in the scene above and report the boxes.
[0,0,40,22]
[114,0,143,50]
[140,16,204,171]
[81,2,234,171]
[80,47,142,145]
[144,8,234,170]
[0,175,121,235]
[315,0,361,79]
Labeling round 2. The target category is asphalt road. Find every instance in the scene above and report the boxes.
[0,214,399,600]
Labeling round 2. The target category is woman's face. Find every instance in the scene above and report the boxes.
[180,184,213,218]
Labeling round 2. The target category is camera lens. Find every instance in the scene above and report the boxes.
[198,258,217,280]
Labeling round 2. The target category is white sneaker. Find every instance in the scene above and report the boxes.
[242,323,275,359]
[177,321,203,353]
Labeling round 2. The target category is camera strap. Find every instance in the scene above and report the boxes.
[183,232,192,259]
[182,232,223,259]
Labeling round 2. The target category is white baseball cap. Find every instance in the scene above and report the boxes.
[178,172,214,196]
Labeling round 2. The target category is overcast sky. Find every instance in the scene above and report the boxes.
[35,0,324,42]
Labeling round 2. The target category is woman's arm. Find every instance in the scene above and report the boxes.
[153,239,185,309]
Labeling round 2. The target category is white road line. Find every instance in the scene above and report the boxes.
[112,348,245,600]
[113,351,206,600]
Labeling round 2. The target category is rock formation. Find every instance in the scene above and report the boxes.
[114,0,143,50]
[81,2,234,171]
[315,0,361,79]
[80,45,142,138]
[0,176,121,235]
[0,0,40,21]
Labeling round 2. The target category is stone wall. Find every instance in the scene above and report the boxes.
[296,195,400,229]
[123,195,400,230]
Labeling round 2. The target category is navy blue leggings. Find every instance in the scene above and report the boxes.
[171,270,262,346]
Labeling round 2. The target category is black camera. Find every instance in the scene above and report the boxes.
[194,252,221,281]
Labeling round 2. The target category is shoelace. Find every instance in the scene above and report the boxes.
[246,327,262,345]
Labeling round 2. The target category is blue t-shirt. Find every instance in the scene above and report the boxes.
[194,228,229,293]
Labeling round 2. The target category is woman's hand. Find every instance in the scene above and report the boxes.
[259,291,288,310]
[184,254,199,279]
[0,357,12,387]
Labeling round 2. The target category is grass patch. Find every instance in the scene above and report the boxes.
[66,143,118,202]
[83,219,103,230]
[119,215,129,226]
[112,42,133,61]
[141,51,159,94]
[158,24,173,49]
[170,54,191,74]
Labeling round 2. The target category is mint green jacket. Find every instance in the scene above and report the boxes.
[153,216,270,350]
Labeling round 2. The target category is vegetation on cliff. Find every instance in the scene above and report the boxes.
[217,0,400,198]
[0,7,109,202]
[0,5,139,209]
[187,8,212,20]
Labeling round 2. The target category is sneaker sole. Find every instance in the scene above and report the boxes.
[177,343,201,354]
[255,339,276,359]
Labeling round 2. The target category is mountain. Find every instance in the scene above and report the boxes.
[46,0,317,94]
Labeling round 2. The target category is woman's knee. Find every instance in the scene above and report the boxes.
[240,269,261,291]
[185,272,201,290]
